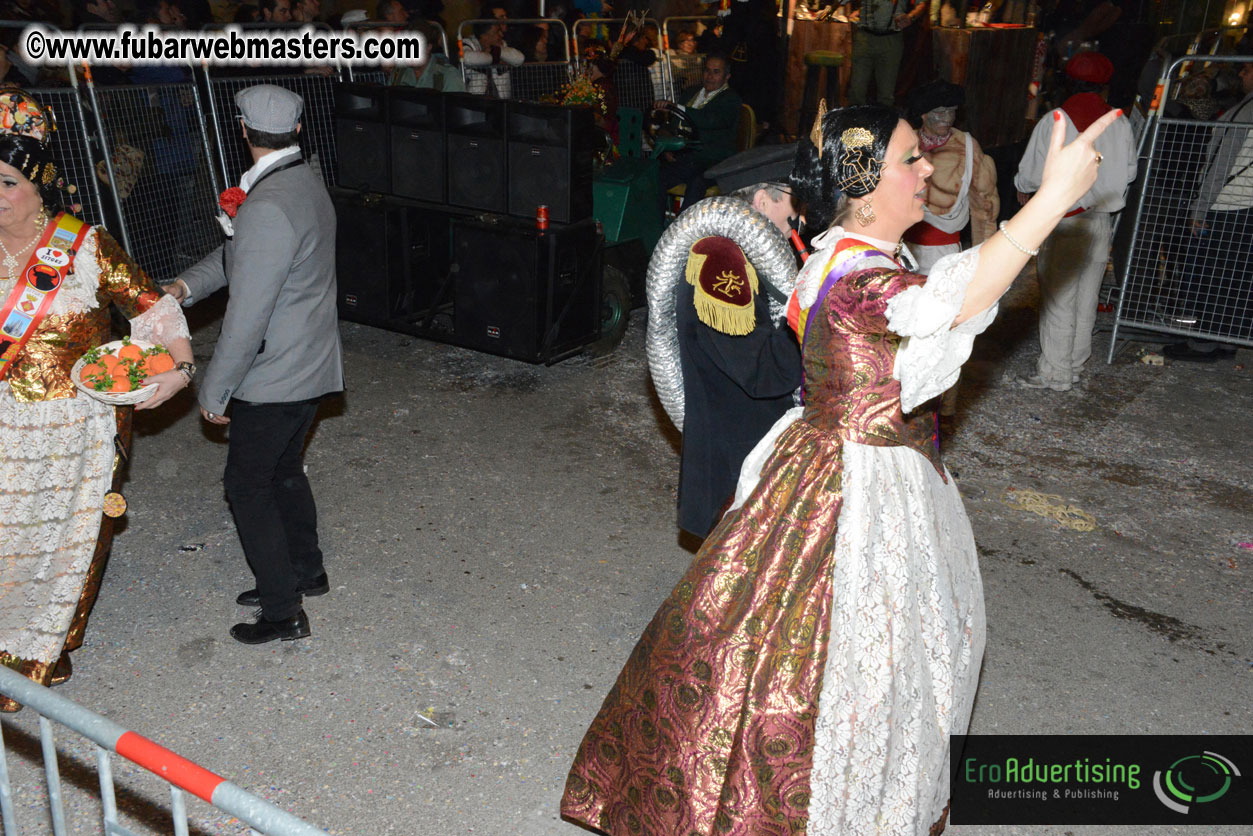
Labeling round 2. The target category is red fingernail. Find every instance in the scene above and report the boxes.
[1115,108,1123,117]
[1054,111,1061,121]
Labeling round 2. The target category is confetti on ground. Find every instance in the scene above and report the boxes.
[1002,488,1097,532]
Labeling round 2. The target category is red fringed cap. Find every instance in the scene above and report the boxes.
[685,236,759,335]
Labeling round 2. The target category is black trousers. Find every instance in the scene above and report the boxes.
[223,400,324,621]
[1180,207,1253,340]
[659,153,712,213]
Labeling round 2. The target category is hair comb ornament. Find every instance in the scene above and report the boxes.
[840,127,874,150]
[834,125,885,195]
[809,98,827,156]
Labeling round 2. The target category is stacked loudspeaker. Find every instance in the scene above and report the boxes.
[333,84,601,363]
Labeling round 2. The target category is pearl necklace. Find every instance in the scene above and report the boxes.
[0,218,47,280]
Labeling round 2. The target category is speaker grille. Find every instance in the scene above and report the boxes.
[391,125,446,202]
[447,136,507,212]
[335,120,389,193]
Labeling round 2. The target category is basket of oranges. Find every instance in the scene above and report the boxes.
[72,338,175,405]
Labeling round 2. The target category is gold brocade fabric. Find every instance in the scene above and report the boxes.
[5,225,162,403]
[562,264,943,836]
[802,265,944,480]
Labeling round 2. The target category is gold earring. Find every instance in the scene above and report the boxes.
[854,198,876,227]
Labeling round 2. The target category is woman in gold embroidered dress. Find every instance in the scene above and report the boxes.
[0,90,194,712]
[562,104,1123,835]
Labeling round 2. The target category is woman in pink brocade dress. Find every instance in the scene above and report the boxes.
[561,104,1123,835]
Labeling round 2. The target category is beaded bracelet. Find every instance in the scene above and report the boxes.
[998,221,1039,257]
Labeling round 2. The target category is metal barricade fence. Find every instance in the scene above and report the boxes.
[0,666,325,836]
[1109,55,1253,359]
[342,19,450,84]
[510,61,575,102]
[456,18,570,100]
[27,84,110,231]
[660,16,717,97]
[571,18,668,105]
[90,81,223,283]
[202,71,341,191]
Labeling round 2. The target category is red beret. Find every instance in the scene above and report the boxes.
[1065,51,1114,84]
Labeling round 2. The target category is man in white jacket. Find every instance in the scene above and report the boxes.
[462,7,524,98]
[1014,51,1136,391]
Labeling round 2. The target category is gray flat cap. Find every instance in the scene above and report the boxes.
[705,143,797,193]
[236,84,304,133]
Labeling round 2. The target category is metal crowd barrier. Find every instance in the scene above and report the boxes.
[571,17,668,104]
[456,18,570,101]
[90,79,223,284]
[201,70,341,188]
[660,16,717,97]
[0,666,325,836]
[342,19,450,83]
[1109,54,1253,359]
[3,17,582,287]
[22,83,110,230]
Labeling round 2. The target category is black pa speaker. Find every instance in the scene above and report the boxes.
[507,102,595,224]
[389,87,446,203]
[445,94,507,213]
[332,190,451,325]
[334,84,389,194]
[451,217,601,362]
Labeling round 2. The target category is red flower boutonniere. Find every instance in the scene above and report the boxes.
[219,187,247,218]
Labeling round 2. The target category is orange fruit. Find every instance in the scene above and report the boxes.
[80,362,105,382]
[100,354,120,371]
[117,344,144,362]
[144,353,174,375]
[109,375,132,393]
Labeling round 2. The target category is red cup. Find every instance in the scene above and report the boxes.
[536,204,550,231]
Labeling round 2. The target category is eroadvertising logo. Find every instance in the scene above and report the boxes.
[1153,751,1240,814]
[950,735,1252,825]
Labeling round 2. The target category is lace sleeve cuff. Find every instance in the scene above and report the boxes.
[130,292,191,345]
[886,246,1001,413]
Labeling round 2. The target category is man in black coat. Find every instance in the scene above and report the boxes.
[675,146,803,539]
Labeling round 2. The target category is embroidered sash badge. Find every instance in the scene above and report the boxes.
[0,212,89,381]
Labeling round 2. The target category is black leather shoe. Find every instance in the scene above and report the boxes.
[230,610,311,644]
[235,573,330,607]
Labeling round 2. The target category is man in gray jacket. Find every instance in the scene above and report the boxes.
[171,85,343,644]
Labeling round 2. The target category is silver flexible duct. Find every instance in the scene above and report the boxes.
[645,196,799,432]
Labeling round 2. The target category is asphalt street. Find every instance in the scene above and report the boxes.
[0,275,1249,836]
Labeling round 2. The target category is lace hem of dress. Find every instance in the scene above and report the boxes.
[130,293,191,345]
[885,246,1001,413]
